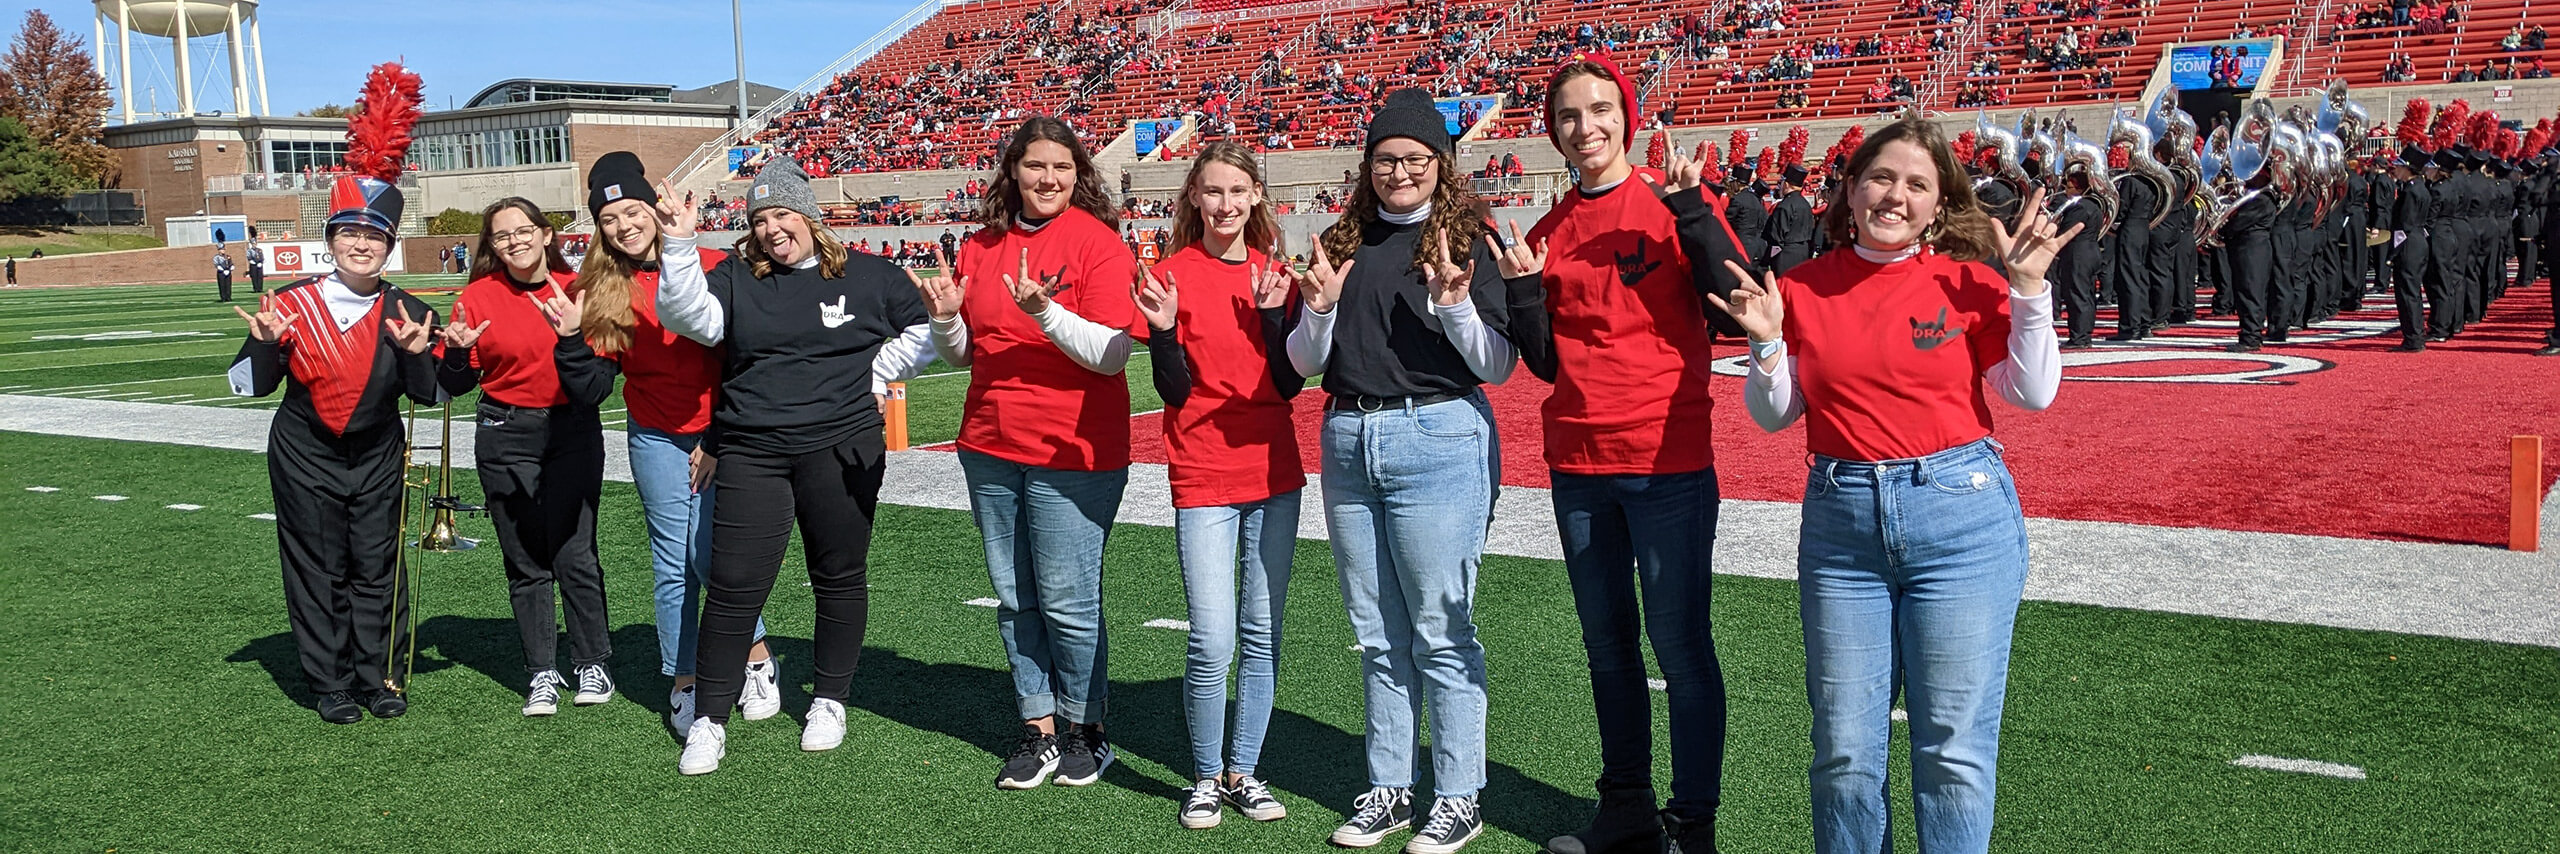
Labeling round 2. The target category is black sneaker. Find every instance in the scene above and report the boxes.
[1180,779,1224,829]
[363,688,407,719]
[317,690,362,725]
[1408,795,1484,854]
[1329,786,1413,848]
[995,725,1060,790]
[1662,811,1718,854]
[2536,345,2560,357]
[1224,774,1287,821]
[1052,723,1115,786]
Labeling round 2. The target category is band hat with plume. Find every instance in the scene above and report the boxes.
[328,62,424,238]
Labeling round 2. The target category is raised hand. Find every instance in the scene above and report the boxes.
[232,295,298,343]
[1488,219,1548,279]
[537,284,586,337]
[1250,260,1292,309]
[1133,263,1179,331]
[1000,248,1050,315]
[1425,226,1477,307]
[913,244,965,321]
[438,303,492,349]
[655,178,696,240]
[1701,259,1785,345]
[388,302,435,354]
[1295,241,1352,313]
[1643,139,1712,199]
[1989,185,2084,294]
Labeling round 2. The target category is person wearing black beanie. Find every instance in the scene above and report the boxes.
[1296,86,1532,854]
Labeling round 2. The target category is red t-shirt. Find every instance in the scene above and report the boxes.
[455,269,579,408]
[1149,244,1305,507]
[1779,248,2012,462]
[611,248,727,435]
[1524,169,1720,475]
[955,208,1145,471]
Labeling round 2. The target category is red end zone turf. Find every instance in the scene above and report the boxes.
[1125,282,2560,547]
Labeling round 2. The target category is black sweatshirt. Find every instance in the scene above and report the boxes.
[704,253,931,457]
[1321,218,1526,400]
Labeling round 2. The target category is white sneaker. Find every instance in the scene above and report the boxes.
[668,684,698,733]
[679,718,726,776]
[802,697,846,751]
[523,670,565,717]
[572,664,615,706]
[741,657,781,721]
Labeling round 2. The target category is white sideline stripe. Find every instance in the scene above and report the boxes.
[1646,678,1667,691]
[94,495,128,501]
[129,394,192,402]
[25,486,60,492]
[166,503,204,511]
[3,393,2554,649]
[247,513,276,521]
[1143,618,1190,630]
[964,597,999,607]
[0,385,27,391]
[2230,755,2367,780]
[91,391,158,399]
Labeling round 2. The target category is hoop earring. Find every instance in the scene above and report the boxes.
[1920,221,1941,243]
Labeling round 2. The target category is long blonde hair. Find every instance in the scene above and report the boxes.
[571,214,659,355]
[732,210,849,279]
[1169,142,1280,256]
[1318,152,1485,273]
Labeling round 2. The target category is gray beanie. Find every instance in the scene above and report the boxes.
[748,155,824,223]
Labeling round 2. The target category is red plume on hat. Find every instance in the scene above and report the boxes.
[1728,130,1750,165]
[344,62,424,182]
[1702,142,1726,181]
[1647,130,1671,169]
[1826,125,1866,170]
[1780,125,1811,166]
[2466,110,2501,151]
[2430,99,2471,142]
[2528,121,2555,156]
[1954,130,1979,165]
[1756,146,1777,178]
[2395,98,2431,147]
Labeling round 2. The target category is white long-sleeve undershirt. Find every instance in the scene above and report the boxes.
[1285,303,1335,378]
[869,322,937,394]
[1744,287,2062,433]
[1428,293,1516,384]
[654,235,723,346]
[924,300,1131,376]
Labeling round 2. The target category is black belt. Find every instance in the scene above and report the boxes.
[1325,389,1469,413]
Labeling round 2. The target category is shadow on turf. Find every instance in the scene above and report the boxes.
[231,620,685,718]
[845,647,1589,840]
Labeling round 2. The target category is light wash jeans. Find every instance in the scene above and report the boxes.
[1321,392,1498,799]
[959,449,1128,724]
[627,426,761,677]
[1175,490,1301,780]
[1798,438,2029,854]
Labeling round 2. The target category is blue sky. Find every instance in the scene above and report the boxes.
[7,0,921,118]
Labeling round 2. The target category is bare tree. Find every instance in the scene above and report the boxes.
[0,10,114,187]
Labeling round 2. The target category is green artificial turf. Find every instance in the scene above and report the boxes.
[1,430,2553,853]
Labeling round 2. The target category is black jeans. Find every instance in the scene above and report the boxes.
[476,401,609,676]
[2226,227,2274,346]
[1553,467,1727,822]
[271,419,408,695]
[696,432,884,723]
[2392,237,2431,344]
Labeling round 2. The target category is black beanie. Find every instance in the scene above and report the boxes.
[1366,88,1455,157]
[588,151,661,219]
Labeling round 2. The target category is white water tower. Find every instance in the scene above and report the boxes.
[91,0,270,122]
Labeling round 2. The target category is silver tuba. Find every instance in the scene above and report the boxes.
[2111,104,2177,228]
[2056,114,2119,233]
[1974,109,2030,190]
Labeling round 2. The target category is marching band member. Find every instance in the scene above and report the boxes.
[570,152,779,730]
[1506,51,1756,854]
[656,156,935,774]
[1710,114,2077,854]
[1133,141,1305,830]
[227,62,439,725]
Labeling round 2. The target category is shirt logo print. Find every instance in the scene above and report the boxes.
[1613,241,1662,288]
[1910,308,1964,351]
[819,295,853,328]
[1039,266,1070,297]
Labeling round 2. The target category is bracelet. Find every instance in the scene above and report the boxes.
[1749,337,1784,362]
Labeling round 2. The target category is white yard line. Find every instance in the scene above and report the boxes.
[2230,755,2367,780]
[964,597,1000,607]
[1143,618,1191,631]
[30,373,227,394]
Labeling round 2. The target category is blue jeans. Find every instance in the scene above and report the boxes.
[1553,467,1727,822]
[959,449,1127,724]
[1798,438,2029,854]
[1176,491,1301,780]
[1321,393,1497,799]
[627,426,762,677]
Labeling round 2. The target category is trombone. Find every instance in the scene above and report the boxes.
[383,399,482,700]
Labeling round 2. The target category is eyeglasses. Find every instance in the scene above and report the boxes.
[491,226,548,247]
[1369,153,1440,175]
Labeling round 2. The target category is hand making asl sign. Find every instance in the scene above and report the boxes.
[1640,139,1713,200]
[653,177,696,242]
[387,302,437,355]
[913,244,964,321]
[232,295,299,343]
[1293,242,1353,314]
[537,283,587,338]
[438,303,493,350]
[1424,226,1477,307]
[1487,219,1548,280]
[1000,248,1051,316]
[1986,185,2082,295]
[1133,262,1179,332]
[1250,256,1293,310]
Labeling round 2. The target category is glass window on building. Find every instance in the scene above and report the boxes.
[412,125,570,172]
[266,139,348,174]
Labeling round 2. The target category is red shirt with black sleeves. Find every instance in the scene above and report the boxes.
[1778,249,2012,462]
[954,208,1145,471]
[1148,244,1304,507]
[612,249,727,434]
[454,269,579,408]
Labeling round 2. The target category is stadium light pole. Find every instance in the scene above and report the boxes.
[732,0,749,126]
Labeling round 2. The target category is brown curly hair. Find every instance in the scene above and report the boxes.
[973,116,1121,231]
[1820,116,1999,263]
[1317,151,1485,273]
